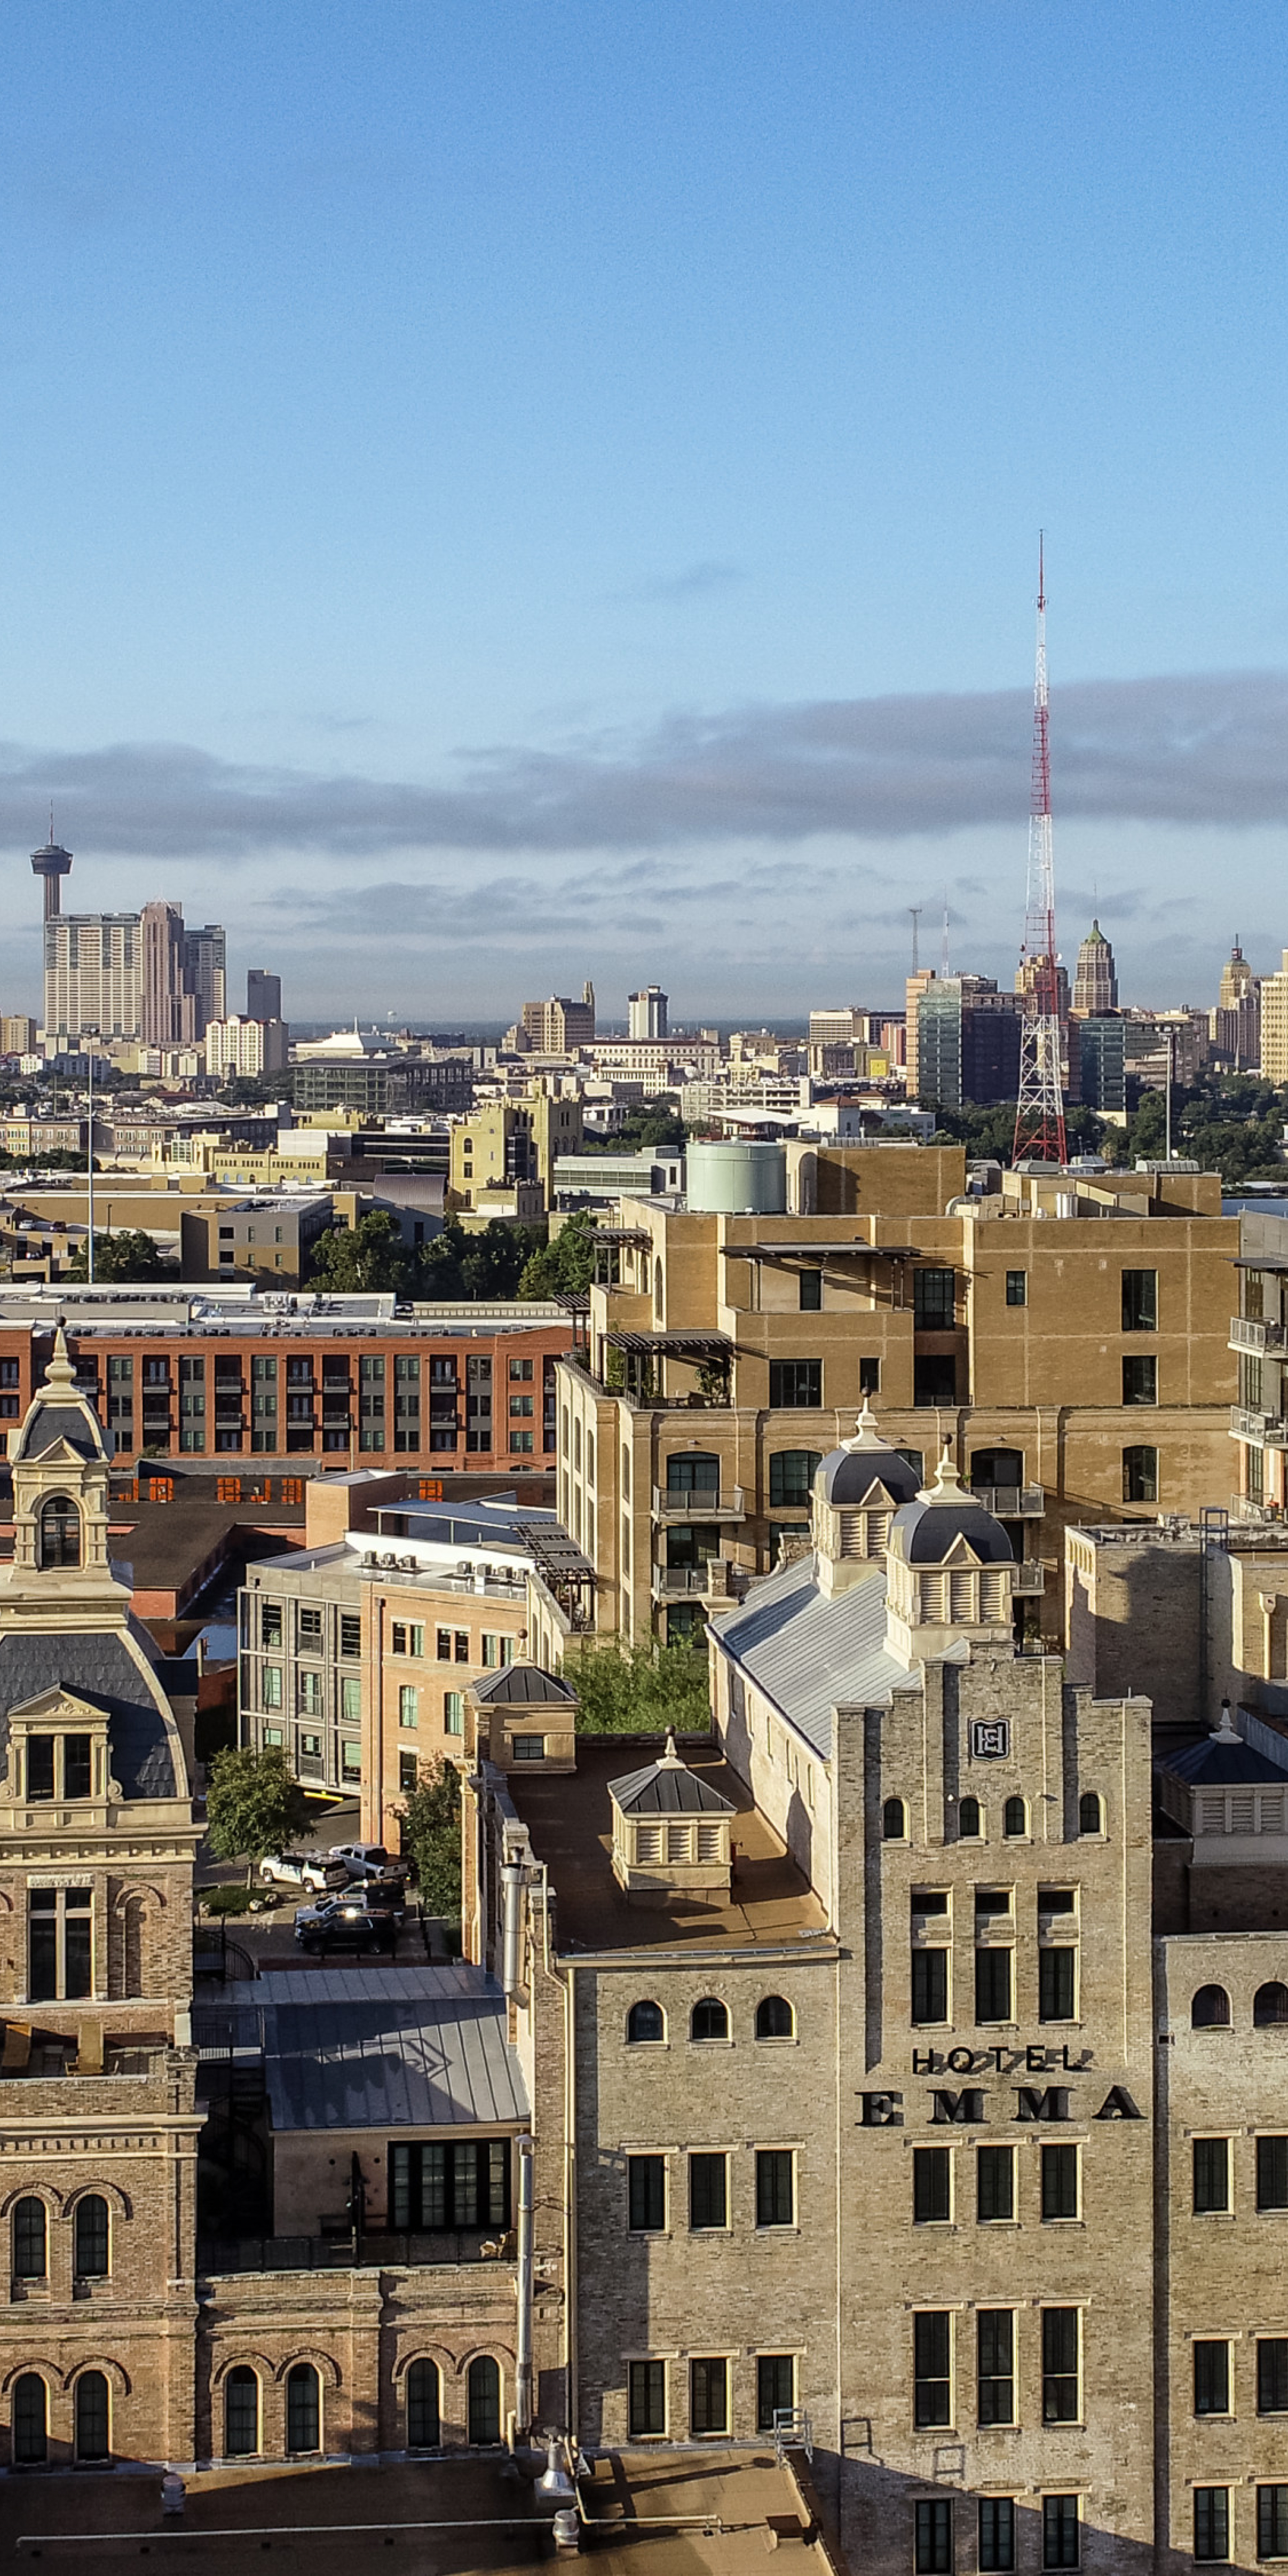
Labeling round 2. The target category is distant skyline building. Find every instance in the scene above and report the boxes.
[30,833,73,921]
[247,968,281,1021]
[1072,918,1119,1014]
[44,898,226,1048]
[520,990,596,1053]
[205,1012,289,1079]
[912,974,1021,1110]
[628,984,668,1041]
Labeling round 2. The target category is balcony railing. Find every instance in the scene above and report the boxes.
[651,1559,736,1601]
[971,1484,1045,1519]
[1010,1562,1046,1594]
[1231,1406,1288,1446]
[1231,1316,1288,1355]
[653,1485,745,1519]
[198,2228,514,2275]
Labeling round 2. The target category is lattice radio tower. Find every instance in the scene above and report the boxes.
[1012,535,1067,1166]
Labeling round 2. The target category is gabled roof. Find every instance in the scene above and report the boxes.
[610,1738,734,1816]
[471,1662,577,1706]
[710,1554,907,1760]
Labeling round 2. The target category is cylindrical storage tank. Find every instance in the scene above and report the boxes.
[685,1139,787,1214]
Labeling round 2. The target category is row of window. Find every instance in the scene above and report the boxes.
[12,2194,109,2280]
[1194,2338,1288,2417]
[914,2493,1080,2574]
[914,2142,1081,2224]
[911,1891,1080,2027]
[913,2308,1081,2430]
[626,1994,795,2045]
[6,2356,507,2467]
[628,2353,795,2440]
[1194,2488,1288,2565]
[1193,2135,1288,2213]
[884,1795,1104,1842]
[627,2150,795,2234]
[1192,1981,1288,2029]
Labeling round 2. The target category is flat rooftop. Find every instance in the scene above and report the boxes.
[4,2449,824,2574]
[506,1737,829,1954]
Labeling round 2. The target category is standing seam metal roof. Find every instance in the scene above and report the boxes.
[710,1556,907,1760]
[247,1964,528,2133]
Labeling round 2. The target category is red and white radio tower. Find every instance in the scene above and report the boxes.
[1012,535,1068,1167]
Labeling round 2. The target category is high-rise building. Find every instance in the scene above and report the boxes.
[204,1014,289,1080]
[1072,918,1119,1013]
[1076,1014,1127,1114]
[183,924,226,1030]
[628,985,668,1041]
[1213,939,1260,1068]
[519,994,596,1053]
[29,834,72,921]
[43,913,143,1044]
[141,901,194,1047]
[912,976,1021,1109]
[0,1017,38,1057]
[1257,951,1288,1082]
[246,968,281,1021]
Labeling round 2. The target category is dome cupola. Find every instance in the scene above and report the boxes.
[884,1448,1017,1663]
[811,1404,924,1596]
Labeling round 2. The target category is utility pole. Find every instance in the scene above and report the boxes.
[1013,536,1068,1167]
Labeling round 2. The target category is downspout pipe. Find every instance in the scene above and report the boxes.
[501,1858,524,1997]
[516,2132,535,2434]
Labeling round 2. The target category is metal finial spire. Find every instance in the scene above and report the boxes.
[1013,533,1067,1167]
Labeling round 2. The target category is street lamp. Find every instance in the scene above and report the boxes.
[84,1028,99,1284]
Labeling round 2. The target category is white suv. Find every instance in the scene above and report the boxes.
[258,1851,330,1892]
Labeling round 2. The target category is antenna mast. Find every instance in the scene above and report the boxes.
[909,905,922,974]
[1013,535,1067,1166]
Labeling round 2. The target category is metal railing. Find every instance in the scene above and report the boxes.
[1230,1316,1288,1355]
[198,2227,515,2275]
[651,1559,735,1600]
[652,1485,745,1519]
[971,1483,1045,1518]
[1011,1563,1046,1594]
[1232,1406,1288,1445]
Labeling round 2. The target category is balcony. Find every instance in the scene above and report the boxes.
[653,1485,745,1520]
[651,1558,737,1602]
[1231,1406,1288,1447]
[1231,1316,1288,1355]
[971,1484,1045,1519]
[1010,1562,1046,1594]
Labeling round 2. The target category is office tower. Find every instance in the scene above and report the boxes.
[246,969,282,1021]
[1072,919,1119,1014]
[183,925,226,1032]
[913,976,1020,1109]
[140,902,192,1047]
[44,913,143,1044]
[628,986,668,1041]
[30,834,72,921]
[520,995,596,1053]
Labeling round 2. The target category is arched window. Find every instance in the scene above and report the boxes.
[1255,1982,1288,2027]
[690,1997,729,2043]
[13,2196,46,2280]
[74,2370,110,2462]
[882,1797,907,1841]
[756,1995,794,2040]
[224,2366,260,2457]
[769,1451,821,1509]
[12,2372,47,2466]
[1003,1797,1028,1839]
[1192,1984,1231,2029]
[1078,1792,1103,1835]
[74,2194,109,2278]
[627,2000,665,2045]
[468,2354,501,2445]
[653,1262,664,1317]
[285,2362,321,2454]
[959,1796,982,1838]
[406,2357,441,2449]
[38,1494,81,1570]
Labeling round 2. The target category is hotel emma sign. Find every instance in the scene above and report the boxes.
[859,2047,1143,2127]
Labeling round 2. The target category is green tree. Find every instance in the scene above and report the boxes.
[398,1757,462,1916]
[457,1219,543,1299]
[564,1636,711,1735]
[205,1745,314,1882]
[581,1102,687,1155]
[309,1208,414,1295]
[518,1211,597,1299]
[64,1227,168,1282]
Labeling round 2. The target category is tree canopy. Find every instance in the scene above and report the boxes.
[309,1208,415,1295]
[518,1210,597,1299]
[205,1745,314,1879]
[397,1757,462,1917]
[64,1227,169,1282]
[580,1102,687,1155]
[564,1635,712,1735]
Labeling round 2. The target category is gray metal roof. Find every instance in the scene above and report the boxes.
[0,1628,177,1797]
[894,1497,1014,1565]
[608,1753,734,1815]
[253,1964,529,2133]
[472,1662,576,1705]
[710,1555,906,1761]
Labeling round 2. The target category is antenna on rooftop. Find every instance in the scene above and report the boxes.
[909,906,922,975]
[1012,533,1068,1167]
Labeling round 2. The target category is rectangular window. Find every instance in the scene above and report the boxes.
[977,2310,1015,2427]
[914,2146,951,2224]
[508,1394,534,1417]
[1196,2341,1231,2415]
[398,1750,418,1793]
[298,1605,323,1646]
[1039,1946,1076,2022]
[455,1631,470,1662]
[388,2138,509,2232]
[1259,2488,1288,2561]
[1194,2137,1231,2214]
[912,1947,949,2023]
[798,1268,822,1311]
[510,1734,545,1763]
[628,2155,666,2233]
[629,2360,666,2438]
[768,1359,821,1409]
[437,1628,452,1661]
[262,1665,283,1709]
[1005,1271,1027,1308]
[340,1675,361,1721]
[755,2149,794,2228]
[1258,2136,1288,2210]
[756,2354,795,2435]
[1043,2496,1080,2570]
[341,1742,361,1781]
[509,1429,535,1452]
[509,1357,534,1383]
[977,2145,1015,2224]
[1194,2489,1230,2564]
[1259,2340,1288,2415]
[914,2312,952,2428]
[399,1685,419,1728]
[340,1614,361,1659]
[443,1691,464,1735]
[859,1354,881,1395]
[914,1268,956,1329]
[262,1602,283,1646]
[1122,1354,1157,1406]
[1041,2310,1080,2422]
[979,2500,1015,2574]
[975,1946,1013,2024]
[689,2358,728,2437]
[297,1671,321,1717]
[1042,2143,1079,2221]
[689,2153,728,2231]
[1122,1268,1158,1332]
[28,1885,92,2003]
[915,2500,953,2576]
[1122,1443,1159,1504]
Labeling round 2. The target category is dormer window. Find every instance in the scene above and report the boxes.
[24,1733,95,1801]
[39,1494,81,1569]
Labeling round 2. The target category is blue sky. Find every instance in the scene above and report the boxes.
[2,1,1286,1022]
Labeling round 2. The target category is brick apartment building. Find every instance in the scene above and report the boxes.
[0,1286,570,1474]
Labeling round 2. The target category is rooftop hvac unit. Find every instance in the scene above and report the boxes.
[362,1552,378,1566]
[380,1552,398,1567]
[400,1554,417,1571]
